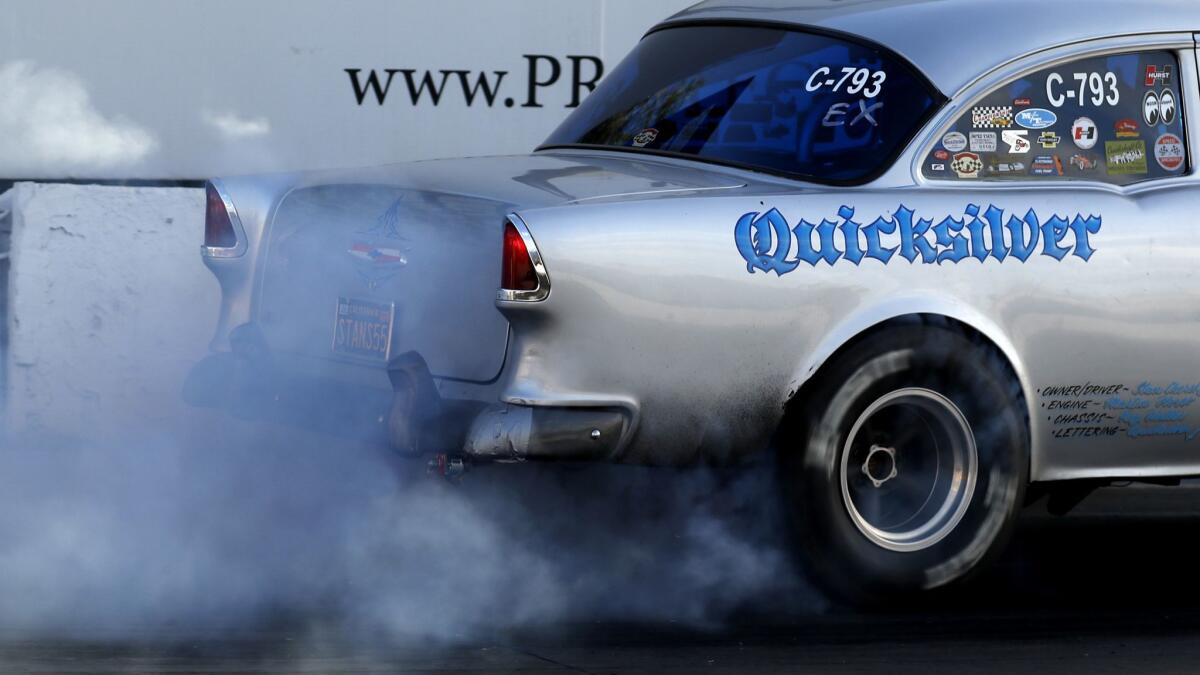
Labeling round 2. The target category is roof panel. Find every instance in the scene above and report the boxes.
[664,0,1199,94]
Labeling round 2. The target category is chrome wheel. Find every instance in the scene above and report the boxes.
[839,387,977,552]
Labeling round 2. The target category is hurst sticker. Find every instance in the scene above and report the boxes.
[1145,65,1173,87]
[1072,117,1098,150]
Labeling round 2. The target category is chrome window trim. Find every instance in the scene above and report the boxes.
[496,213,551,303]
[910,33,1198,195]
[201,178,249,258]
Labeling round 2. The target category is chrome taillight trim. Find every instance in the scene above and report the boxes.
[497,214,550,302]
[201,178,248,258]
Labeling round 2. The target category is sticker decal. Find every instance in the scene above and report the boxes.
[733,204,1102,273]
[1046,71,1120,107]
[941,131,968,152]
[951,152,984,178]
[972,106,1013,128]
[1014,97,1033,107]
[1038,132,1061,149]
[989,161,1025,175]
[347,199,411,288]
[804,66,888,98]
[1031,155,1064,176]
[1002,129,1031,153]
[348,242,406,264]
[1105,140,1148,175]
[1072,117,1098,149]
[1069,154,1098,172]
[969,131,997,152]
[1155,133,1185,171]
[1114,118,1140,139]
[1145,65,1173,87]
[822,100,883,127]
[1143,91,1160,126]
[632,128,659,147]
[1159,89,1177,125]
[1015,108,1058,130]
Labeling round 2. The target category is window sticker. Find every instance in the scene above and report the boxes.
[1155,133,1185,171]
[1105,140,1148,175]
[1002,130,1031,153]
[942,131,967,152]
[805,66,888,98]
[969,131,997,152]
[1072,117,1098,149]
[925,50,1187,185]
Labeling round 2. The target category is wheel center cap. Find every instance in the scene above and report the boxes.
[862,445,898,488]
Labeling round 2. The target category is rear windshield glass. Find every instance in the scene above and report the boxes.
[540,24,943,185]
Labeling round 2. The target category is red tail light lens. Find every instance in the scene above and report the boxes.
[501,221,538,291]
[205,181,238,249]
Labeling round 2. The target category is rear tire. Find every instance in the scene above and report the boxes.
[779,322,1028,605]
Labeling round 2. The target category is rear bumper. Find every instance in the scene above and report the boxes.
[184,343,633,462]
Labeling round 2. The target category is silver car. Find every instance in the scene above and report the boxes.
[187,0,1200,602]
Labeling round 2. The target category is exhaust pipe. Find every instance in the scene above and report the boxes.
[462,404,629,462]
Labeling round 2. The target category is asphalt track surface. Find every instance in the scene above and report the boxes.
[4,485,1200,674]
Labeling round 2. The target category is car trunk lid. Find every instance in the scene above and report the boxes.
[255,152,745,383]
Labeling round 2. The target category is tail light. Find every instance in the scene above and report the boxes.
[202,180,246,257]
[498,217,549,301]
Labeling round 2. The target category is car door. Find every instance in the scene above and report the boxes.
[917,37,1200,480]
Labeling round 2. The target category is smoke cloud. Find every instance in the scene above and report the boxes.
[0,182,816,644]
[0,401,813,641]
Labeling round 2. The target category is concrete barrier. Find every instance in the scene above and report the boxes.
[4,183,215,437]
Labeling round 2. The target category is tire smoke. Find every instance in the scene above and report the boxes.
[0,413,814,641]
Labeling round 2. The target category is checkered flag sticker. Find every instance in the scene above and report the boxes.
[972,106,1013,128]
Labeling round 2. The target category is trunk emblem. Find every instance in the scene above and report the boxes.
[348,199,410,289]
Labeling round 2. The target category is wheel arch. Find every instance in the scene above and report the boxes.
[784,302,1036,477]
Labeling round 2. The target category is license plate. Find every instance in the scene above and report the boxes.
[332,297,395,361]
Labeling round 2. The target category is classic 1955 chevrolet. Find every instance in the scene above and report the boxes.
[187,0,1200,602]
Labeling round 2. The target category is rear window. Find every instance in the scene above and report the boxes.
[540,23,944,185]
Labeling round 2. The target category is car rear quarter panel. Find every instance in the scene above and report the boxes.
[507,185,1200,479]
[202,173,298,351]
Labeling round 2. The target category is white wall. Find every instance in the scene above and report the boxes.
[0,0,697,180]
[4,183,213,436]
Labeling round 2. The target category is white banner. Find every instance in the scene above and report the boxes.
[0,0,695,180]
